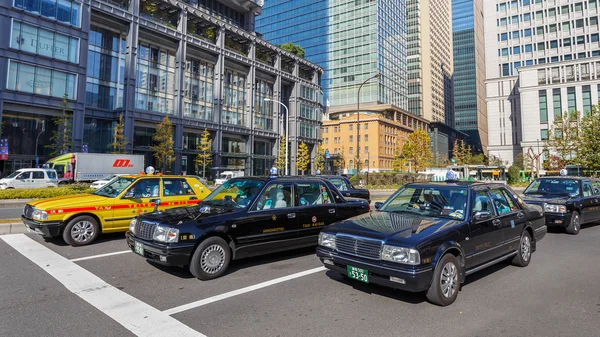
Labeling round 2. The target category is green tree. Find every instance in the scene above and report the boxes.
[47,94,73,157]
[546,110,580,164]
[196,129,213,178]
[402,130,433,173]
[543,154,565,171]
[470,153,486,165]
[109,113,128,154]
[507,165,521,184]
[314,143,325,173]
[297,141,310,175]
[334,146,346,174]
[280,42,305,58]
[513,153,524,169]
[150,116,175,173]
[392,140,404,171]
[577,103,600,172]
[276,135,287,175]
[451,139,472,165]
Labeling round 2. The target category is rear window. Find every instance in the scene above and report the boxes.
[46,171,57,179]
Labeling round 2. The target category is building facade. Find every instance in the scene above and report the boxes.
[0,0,323,177]
[256,0,408,110]
[321,104,429,174]
[407,0,454,126]
[452,0,488,154]
[485,0,600,165]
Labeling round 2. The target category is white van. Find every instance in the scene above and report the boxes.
[0,168,59,189]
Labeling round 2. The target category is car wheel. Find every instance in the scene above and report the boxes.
[511,230,532,267]
[189,237,231,280]
[426,254,460,306]
[566,211,580,235]
[62,216,100,247]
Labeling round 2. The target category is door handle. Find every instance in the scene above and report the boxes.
[328,209,336,214]
[492,219,502,226]
[287,213,296,219]
[344,193,351,196]
[189,196,198,200]
[517,212,524,218]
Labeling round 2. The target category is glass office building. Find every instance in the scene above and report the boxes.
[256,0,408,110]
[452,0,487,153]
[0,0,323,176]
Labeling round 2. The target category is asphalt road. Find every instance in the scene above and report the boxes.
[1,222,599,337]
[0,208,22,220]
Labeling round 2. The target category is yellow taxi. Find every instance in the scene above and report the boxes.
[21,171,211,246]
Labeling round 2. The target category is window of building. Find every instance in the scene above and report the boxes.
[502,63,510,76]
[183,58,214,121]
[364,123,368,130]
[254,80,274,130]
[541,129,549,140]
[349,124,353,131]
[349,135,353,142]
[513,46,521,54]
[500,33,508,41]
[577,35,585,44]
[349,147,354,155]
[537,42,545,50]
[524,13,531,21]
[499,2,507,11]
[365,134,369,141]
[551,56,559,62]
[548,8,556,17]
[512,15,519,23]
[562,21,570,33]
[11,21,79,63]
[525,44,533,53]
[565,54,573,60]
[7,60,77,99]
[499,18,508,26]
[136,43,177,114]
[592,34,599,43]
[591,17,599,27]
[524,28,532,37]
[512,31,520,39]
[563,37,572,47]
[553,88,562,118]
[221,69,247,125]
[575,2,584,11]
[550,40,558,49]
[13,0,81,27]
[539,90,548,122]
[567,87,577,112]
[576,19,584,28]
[549,24,557,33]
[583,85,592,115]
[511,0,518,8]
[501,48,509,56]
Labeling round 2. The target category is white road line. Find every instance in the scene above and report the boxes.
[70,250,131,262]
[1,234,206,337]
[164,266,327,316]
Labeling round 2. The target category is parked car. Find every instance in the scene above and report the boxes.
[126,176,370,280]
[316,181,546,306]
[521,175,600,235]
[0,168,58,189]
[90,174,127,189]
[319,175,370,203]
[22,174,211,246]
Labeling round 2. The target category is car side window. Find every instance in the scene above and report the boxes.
[18,172,31,180]
[592,181,600,195]
[499,189,520,211]
[254,183,294,210]
[32,171,44,179]
[472,191,493,215]
[489,189,513,215]
[46,171,57,179]
[163,178,195,196]
[297,182,333,206]
[583,182,594,197]
[330,178,349,191]
[126,179,160,198]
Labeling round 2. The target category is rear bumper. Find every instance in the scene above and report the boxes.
[316,247,433,292]
[126,232,195,266]
[21,216,63,237]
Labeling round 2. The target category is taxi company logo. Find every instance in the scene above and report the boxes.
[113,159,133,168]
[272,215,276,221]
[312,216,317,223]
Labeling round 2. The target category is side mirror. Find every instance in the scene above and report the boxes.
[151,199,161,212]
[374,202,383,210]
[473,211,491,221]
[123,190,135,199]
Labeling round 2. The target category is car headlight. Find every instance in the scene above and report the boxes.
[129,218,137,235]
[32,209,48,221]
[318,232,336,249]
[544,204,567,213]
[381,245,420,265]
[153,225,179,243]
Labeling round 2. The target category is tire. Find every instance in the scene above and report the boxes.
[511,230,532,267]
[566,211,580,235]
[426,254,461,306]
[62,216,100,247]
[189,237,231,280]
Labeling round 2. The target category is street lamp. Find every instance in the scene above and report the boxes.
[264,98,289,175]
[357,73,381,175]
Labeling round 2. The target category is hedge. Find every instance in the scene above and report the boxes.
[0,184,95,200]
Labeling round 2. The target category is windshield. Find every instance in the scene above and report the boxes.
[379,186,469,220]
[203,179,265,209]
[99,174,118,181]
[524,179,580,196]
[6,171,22,179]
[94,177,136,197]
[329,178,350,191]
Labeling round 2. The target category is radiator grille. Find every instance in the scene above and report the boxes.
[336,235,382,260]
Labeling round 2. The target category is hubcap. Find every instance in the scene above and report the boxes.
[521,235,531,262]
[201,244,226,274]
[71,221,95,243]
[573,215,580,232]
[440,262,458,299]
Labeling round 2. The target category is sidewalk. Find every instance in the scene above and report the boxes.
[0,222,27,235]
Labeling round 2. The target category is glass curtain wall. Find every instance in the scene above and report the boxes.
[254,79,274,130]
[136,43,176,114]
[184,58,214,121]
[223,69,247,126]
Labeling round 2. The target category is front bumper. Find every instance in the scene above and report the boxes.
[316,247,433,292]
[126,231,195,266]
[21,216,63,237]
[544,212,572,227]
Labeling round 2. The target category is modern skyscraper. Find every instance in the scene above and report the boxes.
[452,0,488,153]
[485,0,600,166]
[407,0,455,126]
[256,0,408,110]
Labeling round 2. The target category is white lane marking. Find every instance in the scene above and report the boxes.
[1,234,206,337]
[70,250,131,262]
[164,266,327,316]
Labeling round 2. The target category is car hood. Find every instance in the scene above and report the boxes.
[28,194,111,210]
[0,178,13,184]
[521,194,571,204]
[138,203,238,225]
[326,211,463,245]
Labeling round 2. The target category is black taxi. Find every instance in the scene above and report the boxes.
[319,175,371,203]
[521,175,600,235]
[126,176,369,280]
[316,180,546,306]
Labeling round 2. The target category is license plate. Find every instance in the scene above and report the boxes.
[134,241,144,256]
[347,265,369,283]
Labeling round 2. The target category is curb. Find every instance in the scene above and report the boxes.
[0,222,27,235]
[0,199,34,209]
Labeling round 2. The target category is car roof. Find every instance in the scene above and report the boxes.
[225,176,332,183]
[405,181,508,189]
[17,168,56,171]
[535,176,594,181]
[118,174,206,179]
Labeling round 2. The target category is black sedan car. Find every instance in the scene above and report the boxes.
[319,175,370,203]
[521,176,600,235]
[126,177,370,280]
[316,181,546,306]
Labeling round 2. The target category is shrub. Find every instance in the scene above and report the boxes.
[507,165,521,185]
[0,184,95,200]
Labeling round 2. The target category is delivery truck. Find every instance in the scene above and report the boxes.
[43,153,145,183]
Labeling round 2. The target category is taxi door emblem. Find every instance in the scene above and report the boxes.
[272,215,276,221]
[312,216,317,223]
